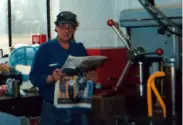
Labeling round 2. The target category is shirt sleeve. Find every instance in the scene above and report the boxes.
[29,45,49,87]
[78,43,88,56]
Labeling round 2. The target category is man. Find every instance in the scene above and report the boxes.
[29,11,97,125]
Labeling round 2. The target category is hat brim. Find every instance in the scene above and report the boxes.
[55,20,77,26]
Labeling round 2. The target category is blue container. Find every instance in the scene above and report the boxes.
[8,46,39,81]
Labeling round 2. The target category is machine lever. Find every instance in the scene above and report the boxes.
[107,19,131,50]
[113,60,132,91]
[106,19,164,94]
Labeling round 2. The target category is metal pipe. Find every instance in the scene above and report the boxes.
[160,61,164,96]
[170,58,176,117]
[139,61,144,96]
[163,58,176,125]
[116,60,131,88]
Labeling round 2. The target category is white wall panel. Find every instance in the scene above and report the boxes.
[50,0,142,48]
[75,29,118,48]
[58,0,125,48]
[59,0,115,29]
[126,0,142,9]
[114,0,130,48]
[50,0,60,38]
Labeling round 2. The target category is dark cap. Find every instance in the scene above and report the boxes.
[54,11,78,27]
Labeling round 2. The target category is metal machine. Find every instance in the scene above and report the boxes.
[106,0,182,125]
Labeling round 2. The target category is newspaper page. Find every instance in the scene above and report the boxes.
[61,55,107,71]
[54,55,107,109]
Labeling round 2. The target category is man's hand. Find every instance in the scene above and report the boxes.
[46,69,64,83]
[87,70,98,82]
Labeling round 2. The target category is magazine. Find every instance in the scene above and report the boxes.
[54,55,107,109]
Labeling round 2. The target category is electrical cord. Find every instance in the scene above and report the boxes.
[138,0,182,37]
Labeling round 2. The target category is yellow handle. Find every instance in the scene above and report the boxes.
[147,71,166,118]
[151,81,167,118]
[147,77,153,117]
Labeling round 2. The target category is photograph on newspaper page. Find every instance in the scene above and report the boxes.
[54,55,107,108]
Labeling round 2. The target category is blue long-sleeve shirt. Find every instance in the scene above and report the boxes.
[29,39,88,103]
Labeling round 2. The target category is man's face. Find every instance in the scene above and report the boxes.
[56,24,75,42]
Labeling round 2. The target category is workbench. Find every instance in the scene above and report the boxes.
[0,93,42,117]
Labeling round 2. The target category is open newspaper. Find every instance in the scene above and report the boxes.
[54,55,107,109]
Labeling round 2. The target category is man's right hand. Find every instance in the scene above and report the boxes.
[46,69,64,83]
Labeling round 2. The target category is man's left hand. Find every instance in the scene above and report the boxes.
[87,70,98,82]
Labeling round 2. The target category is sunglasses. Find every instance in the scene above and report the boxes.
[58,24,75,32]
